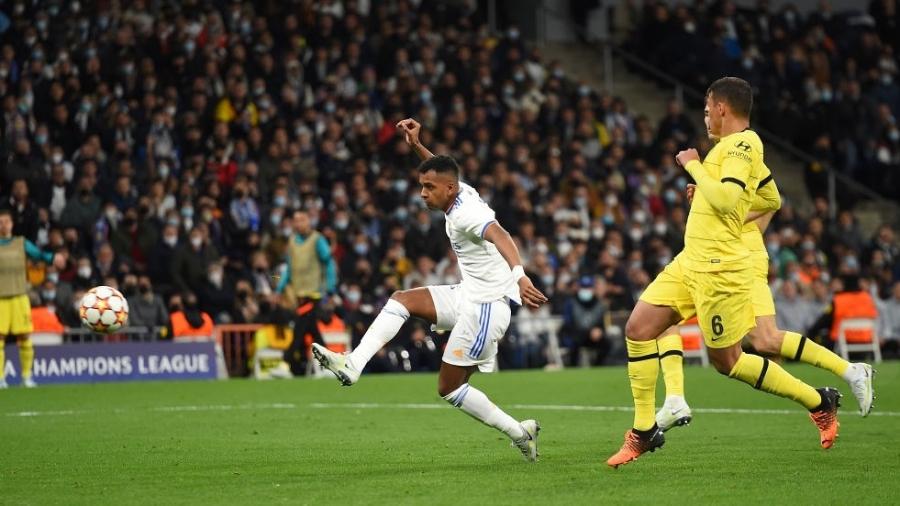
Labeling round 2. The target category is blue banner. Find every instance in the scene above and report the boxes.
[2,342,219,385]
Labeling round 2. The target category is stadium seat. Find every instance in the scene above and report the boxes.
[30,332,64,346]
[835,318,881,364]
[679,318,709,367]
[514,314,565,369]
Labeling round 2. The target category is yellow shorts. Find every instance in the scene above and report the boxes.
[0,294,34,336]
[749,253,775,317]
[640,255,755,349]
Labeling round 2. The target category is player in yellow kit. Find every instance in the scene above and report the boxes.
[607,77,841,468]
[654,178,874,432]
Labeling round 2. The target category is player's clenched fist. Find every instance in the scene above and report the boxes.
[675,148,700,167]
[396,118,421,146]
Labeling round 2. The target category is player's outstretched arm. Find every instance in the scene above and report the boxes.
[396,118,435,161]
[482,221,548,308]
[24,238,66,269]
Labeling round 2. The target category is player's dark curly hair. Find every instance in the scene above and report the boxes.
[707,77,753,118]
[419,155,460,179]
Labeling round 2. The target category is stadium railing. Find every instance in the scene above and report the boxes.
[60,326,162,343]
[212,324,262,377]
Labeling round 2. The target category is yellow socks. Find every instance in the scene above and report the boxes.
[18,338,34,379]
[626,338,660,430]
[728,352,822,410]
[657,333,685,397]
[780,331,849,377]
[0,344,5,379]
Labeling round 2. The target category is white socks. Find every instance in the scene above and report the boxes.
[443,383,526,441]
[346,298,410,372]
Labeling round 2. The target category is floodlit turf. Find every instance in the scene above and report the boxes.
[2,362,898,505]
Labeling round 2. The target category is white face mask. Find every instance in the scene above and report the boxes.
[191,237,203,249]
[163,235,178,247]
[577,288,593,302]
[78,266,92,278]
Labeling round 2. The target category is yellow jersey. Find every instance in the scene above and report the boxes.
[682,129,767,272]
[741,164,779,256]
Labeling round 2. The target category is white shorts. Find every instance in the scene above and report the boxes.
[427,284,512,373]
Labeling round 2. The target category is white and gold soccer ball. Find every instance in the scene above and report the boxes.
[79,286,129,334]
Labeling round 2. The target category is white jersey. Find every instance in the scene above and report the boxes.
[444,182,520,305]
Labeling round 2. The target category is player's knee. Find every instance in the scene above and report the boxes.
[711,359,733,375]
[389,290,410,305]
[437,379,463,399]
[709,352,739,375]
[749,329,781,356]
[755,335,780,356]
[624,317,652,342]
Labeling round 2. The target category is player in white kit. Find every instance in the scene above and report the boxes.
[312,118,549,461]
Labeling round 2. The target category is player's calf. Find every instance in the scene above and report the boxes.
[442,381,537,460]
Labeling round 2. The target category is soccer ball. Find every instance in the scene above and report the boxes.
[80,286,129,334]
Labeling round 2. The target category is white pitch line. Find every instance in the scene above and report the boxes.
[4,402,899,417]
[153,403,297,412]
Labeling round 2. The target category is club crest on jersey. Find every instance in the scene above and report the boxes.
[734,140,751,151]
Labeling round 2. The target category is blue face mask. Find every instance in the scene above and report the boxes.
[664,189,677,204]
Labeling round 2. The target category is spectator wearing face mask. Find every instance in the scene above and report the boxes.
[31,280,64,335]
[561,276,612,367]
[231,280,259,324]
[171,225,220,296]
[124,275,170,338]
[198,261,236,323]
[149,224,180,296]
[71,255,98,291]
[170,292,214,339]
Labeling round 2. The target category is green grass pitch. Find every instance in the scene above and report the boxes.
[2,362,898,505]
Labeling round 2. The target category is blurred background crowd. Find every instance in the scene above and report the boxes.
[624,0,900,200]
[0,0,898,373]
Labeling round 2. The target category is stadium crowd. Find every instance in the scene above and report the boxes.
[622,0,900,200]
[0,0,898,374]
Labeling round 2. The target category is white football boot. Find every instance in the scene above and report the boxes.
[512,419,541,462]
[655,395,693,432]
[0,379,7,389]
[23,377,38,388]
[843,363,875,416]
[311,343,360,386]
